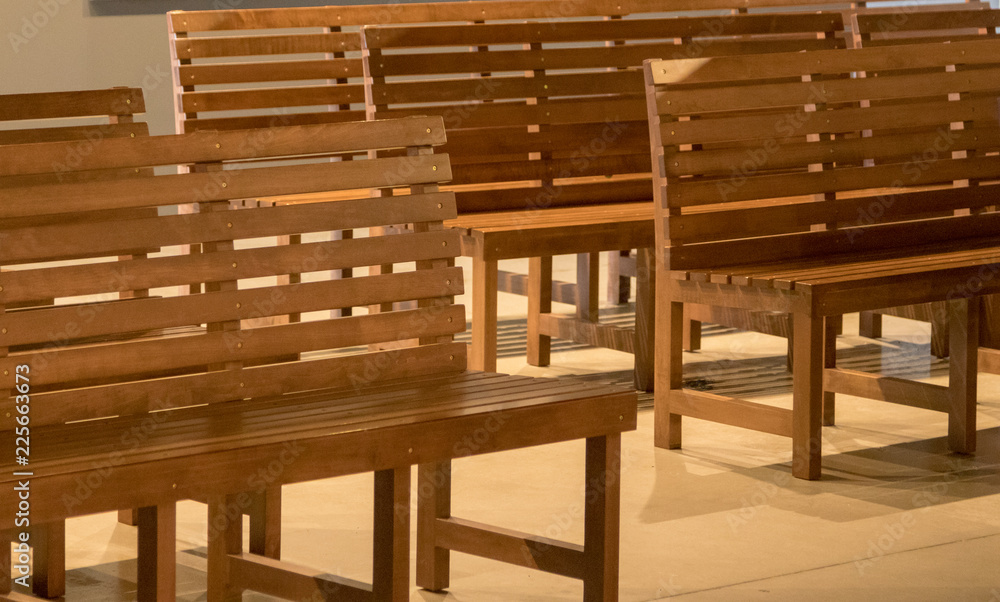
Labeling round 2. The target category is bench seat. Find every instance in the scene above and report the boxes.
[2,370,634,528]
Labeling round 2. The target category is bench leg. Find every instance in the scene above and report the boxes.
[373,468,410,602]
[948,297,979,454]
[791,313,823,480]
[527,256,553,367]
[823,316,840,427]
[207,495,243,602]
[2,532,10,595]
[576,253,600,322]
[931,306,950,359]
[137,504,175,602]
[249,487,281,560]
[119,508,139,526]
[416,461,451,592]
[682,318,702,353]
[634,248,655,392]
[858,310,882,340]
[607,250,631,305]
[654,294,684,450]
[471,256,498,372]
[583,435,621,602]
[31,521,65,598]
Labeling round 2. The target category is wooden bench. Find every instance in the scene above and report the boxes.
[852,5,1000,360]
[168,0,862,390]
[0,115,637,600]
[362,10,849,388]
[0,86,149,600]
[645,37,1000,480]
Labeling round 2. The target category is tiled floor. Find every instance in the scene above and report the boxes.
[19,256,1000,600]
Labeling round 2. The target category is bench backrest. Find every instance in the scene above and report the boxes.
[0,87,147,190]
[854,4,998,46]
[362,12,846,215]
[644,38,1000,273]
[168,0,915,135]
[0,116,462,430]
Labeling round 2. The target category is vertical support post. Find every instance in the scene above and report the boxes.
[249,487,281,560]
[654,283,684,450]
[373,468,411,602]
[471,255,499,372]
[583,435,621,602]
[31,521,65,598]
[527,256,553,367]
[416,462,451,592]
[791,312,823,480]
[607,250,631,305]
[1,532,11,594]
[207,495,243,602]
[634,247,655,392]
[858,311,882,340]
[948,296,979,453]
[822,316,840,427]
[137,504,176,602]
[576,252,600,322]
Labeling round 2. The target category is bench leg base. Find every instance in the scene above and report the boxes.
[417,462,451,592]
[654,296,684,450]
[137,504,176,602]
[948,297,979,454]
[249,486,281,560]
[792,313,823,481]
[527,257,553,367]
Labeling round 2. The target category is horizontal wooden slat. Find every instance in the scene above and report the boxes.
[823,368,949,412]
[182,109,367,133]
[660,97,999,146]
[179,58,363,86]
[0,155,450,218]
[3,305,465,387]
[2,229,459,303]
[1,268,463,347]
[451,154,650,186]
[444,121,648,158]
[669,186,999,244]
[855,9,1000,34]
[665,126,1000,177]
[673,155,1000,207]
[230,553,372,601]
[175,32,360,59]
[365,13,843,48]
[0,123,148,146]
[656,65,1000,115]
[651,37,1000,85]
[0,88,144,120]
[0,118,445,177]
[537,314,635,353]
[436,516,585,579]
[373,70,643,105]
[380,98,647,129]
[375,39,843,78]
[168,1,863,33]
[672,213,1000,270]
[452,178,651,213]
[182,83,364,113]
[668,388,793,437]
[17,343,466,427]
[1,191,455,264]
